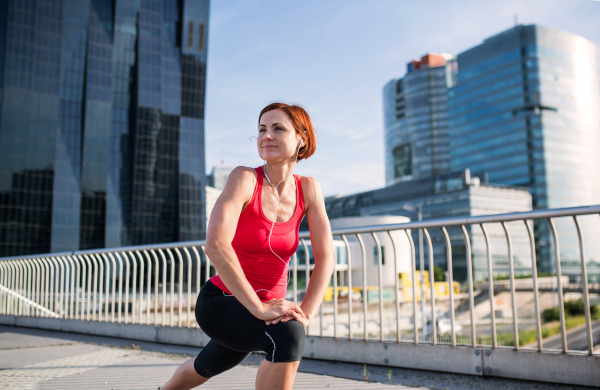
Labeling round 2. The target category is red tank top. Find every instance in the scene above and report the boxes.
[209,166,305,302]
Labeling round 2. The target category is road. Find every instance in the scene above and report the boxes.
[544,320,600,351]
[1,325,598,389]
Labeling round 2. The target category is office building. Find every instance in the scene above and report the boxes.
[0,0,210,256]
[207,165,234,191]
[324,170,533,282]
[383,53,453,186]
[448,25,600,273]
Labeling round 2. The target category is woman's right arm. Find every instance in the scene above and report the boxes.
[204,166,305,321]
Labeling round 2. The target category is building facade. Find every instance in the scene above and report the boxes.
[323,170,533,282]
[448,24,600,272]
[207,165,234,191]
[0,0,209,256]
[383,53,453,186]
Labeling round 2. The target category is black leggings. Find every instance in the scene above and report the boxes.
[193,280,306,378]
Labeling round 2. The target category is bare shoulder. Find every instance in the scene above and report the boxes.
[226,166,257,186]
[222,166,257,200]
[298,175,324,210]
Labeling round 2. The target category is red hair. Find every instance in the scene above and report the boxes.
[258,102,317,162]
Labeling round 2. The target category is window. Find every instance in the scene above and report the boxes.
[373,246,385,265]
[187,21,194,48]
[198,23,205,51]
[392,144,412,180]
[396,79,403,94]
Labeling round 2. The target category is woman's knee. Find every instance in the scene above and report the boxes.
[265,321,306,362]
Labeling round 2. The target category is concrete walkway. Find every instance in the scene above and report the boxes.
[0,325,597,390]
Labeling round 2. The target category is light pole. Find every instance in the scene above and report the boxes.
[403,202,427,337]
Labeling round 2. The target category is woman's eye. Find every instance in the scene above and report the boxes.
[259,128,266,133]
[276,127,284,131]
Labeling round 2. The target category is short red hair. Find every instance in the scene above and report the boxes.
[258,102,317,162]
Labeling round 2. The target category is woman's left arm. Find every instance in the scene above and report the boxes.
[266,177,334,327]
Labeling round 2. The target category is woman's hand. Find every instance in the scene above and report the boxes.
[255,298,305,322]
[265,314,310,328]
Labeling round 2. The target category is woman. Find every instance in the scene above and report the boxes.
[161,102,334,390]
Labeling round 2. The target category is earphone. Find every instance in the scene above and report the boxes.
[223,136,304,298]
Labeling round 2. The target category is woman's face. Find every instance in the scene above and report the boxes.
[258,109,302,163]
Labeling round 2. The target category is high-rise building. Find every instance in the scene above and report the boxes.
[448,24,600,210]
[448,25,600,272]
[383,53,453,186]
[0,0,210,257]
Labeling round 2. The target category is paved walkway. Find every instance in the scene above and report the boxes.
[0,325,597,390]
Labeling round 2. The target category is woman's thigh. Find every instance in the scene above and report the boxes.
[194,339,250,378]
[197,294,267,353]
[196,289,306,362]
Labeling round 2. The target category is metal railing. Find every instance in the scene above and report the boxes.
[1,204,599,361]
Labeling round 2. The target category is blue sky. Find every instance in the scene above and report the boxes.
[204,0,600,197]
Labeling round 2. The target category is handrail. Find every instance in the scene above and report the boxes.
[0,284,59,318]
[0,202,599,372]
[1,204,599,262]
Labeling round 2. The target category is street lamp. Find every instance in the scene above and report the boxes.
[402,202,427,338]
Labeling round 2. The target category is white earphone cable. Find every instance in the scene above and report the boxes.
[223,139,304,298]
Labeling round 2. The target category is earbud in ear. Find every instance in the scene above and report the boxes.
[299,139,304,148]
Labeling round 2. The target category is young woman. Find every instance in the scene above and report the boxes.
[160,102,334,390]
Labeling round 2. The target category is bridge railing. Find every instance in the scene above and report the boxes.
[1,204,599,385]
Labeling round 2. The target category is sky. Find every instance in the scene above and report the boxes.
[203,0,600,198]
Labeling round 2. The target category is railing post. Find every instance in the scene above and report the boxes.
[158,249,167,326]
[82,255,93,321]
[386,231,401,343]
[460,225,476,348]
[174,248,184,328]
[440,227,455,347]
[501,222,519,350]
[109,253,122,323]
[134,251,144,325]
[404,230,418,344]
[23,259,33,316]
[56,257,66,318]
[183,247,193,328]
[423,229,436,344]
[166,248,175,327]
[72,256,82,320]
[128,251,137,324]
[524,220,542,352]
[104,253,116,323]
[548,219,567,353]
[480,224,496,348]
[293,252,298,306]
[301,239,310,336]
[99,254,110,321]
[371,232,384,342]
[143,250,153,326]
[0,262,7,314]
[573,216,594,355]
[356,233,368,340]
[150,249,160,326]
[341,234,354,340]
[332,243,339,339]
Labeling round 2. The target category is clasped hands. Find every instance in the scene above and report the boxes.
[257,298,310,328]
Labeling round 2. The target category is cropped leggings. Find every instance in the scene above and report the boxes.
[193,280,306,378]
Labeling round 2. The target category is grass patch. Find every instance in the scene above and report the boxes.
[495,315,591,347]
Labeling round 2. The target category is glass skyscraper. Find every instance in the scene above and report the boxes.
[383,53,453,186]
[0,0,209,257]
[448,25,600,274]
